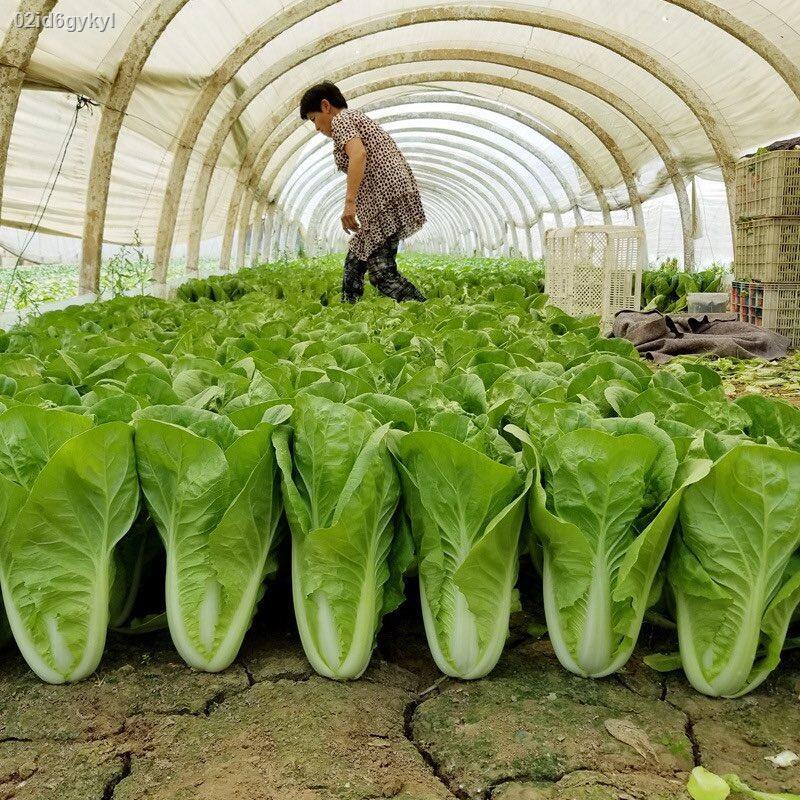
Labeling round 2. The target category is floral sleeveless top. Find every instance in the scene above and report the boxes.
[331,108,426,261]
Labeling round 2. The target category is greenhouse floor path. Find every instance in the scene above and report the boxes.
[0,609,798,800]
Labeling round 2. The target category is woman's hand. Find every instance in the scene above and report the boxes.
[341,200,360,233]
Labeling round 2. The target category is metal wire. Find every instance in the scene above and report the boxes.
[1,95,96,312]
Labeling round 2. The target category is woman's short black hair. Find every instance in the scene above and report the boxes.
[299,82,348,119]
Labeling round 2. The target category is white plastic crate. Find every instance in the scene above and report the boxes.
[544,225,643,329]
[735,151,800,219]
[734,217,800,282]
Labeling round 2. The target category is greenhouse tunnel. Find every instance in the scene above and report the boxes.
[2,4,800,800]
[0,0,798,304]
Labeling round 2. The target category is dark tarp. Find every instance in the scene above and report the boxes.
[611,310,790,363]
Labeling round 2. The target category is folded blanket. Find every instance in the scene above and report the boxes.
[612,310,790,363]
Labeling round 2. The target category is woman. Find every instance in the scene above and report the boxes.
[300,82,427,303]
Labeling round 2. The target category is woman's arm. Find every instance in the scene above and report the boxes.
[342,137,367,233]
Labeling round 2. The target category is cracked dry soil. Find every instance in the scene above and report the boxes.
[0,605,798,800]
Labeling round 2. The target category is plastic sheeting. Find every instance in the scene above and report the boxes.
[0,0,798,273]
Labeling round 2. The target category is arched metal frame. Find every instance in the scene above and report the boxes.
[120,4,755,282]
[277,117,563,236]
[266,91,596,241]
[281,134,539,228]
[75,0,188,295]
[262,88,604,241]
[0,0,58,221]
[312,187,483,260]
[366,93,588,221]
[235,30,705,266]
[203,0,757,274]
[1,0,799,290]
[208,54,644,276]
[222,24,760,266]
[233,64,647,273]
[279,134,546,255]
[310,167,506,249]
[307,177,479,256]
[230,57,649,261]
[277,109,570,225]
[310,172,503,259]
[272,138,500,256]
[310,174,500,254]
[76,0,338,293]
[233,78,628,265]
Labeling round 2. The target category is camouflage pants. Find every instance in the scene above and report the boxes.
[341,234,426,303]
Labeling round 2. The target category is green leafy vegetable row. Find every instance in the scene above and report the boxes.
[0,256,795,699]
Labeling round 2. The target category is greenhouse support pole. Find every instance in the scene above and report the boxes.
[536,218,547,258]
[277,213,290,258]
[286,222,297,258]
[150,0,338,281]
[251,199,267,267]
[235,185,256,269]
[525,226,535,260]
[80,0,188,295]
[270,209,281,261]
[218,179,241,272]
[290,221,300,258]
[0,0,57,228]
[260,206,274,263]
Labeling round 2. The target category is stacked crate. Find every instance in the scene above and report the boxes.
[732,150,800,344]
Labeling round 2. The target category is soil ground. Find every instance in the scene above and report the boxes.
[0,591,798,800]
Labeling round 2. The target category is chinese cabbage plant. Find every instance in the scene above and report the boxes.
[392,422,529,679]
[515,417,707,678]
[134,405,285,672]
[0,406,139,683]
[274,394,407,680]
[669,443,800,697]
